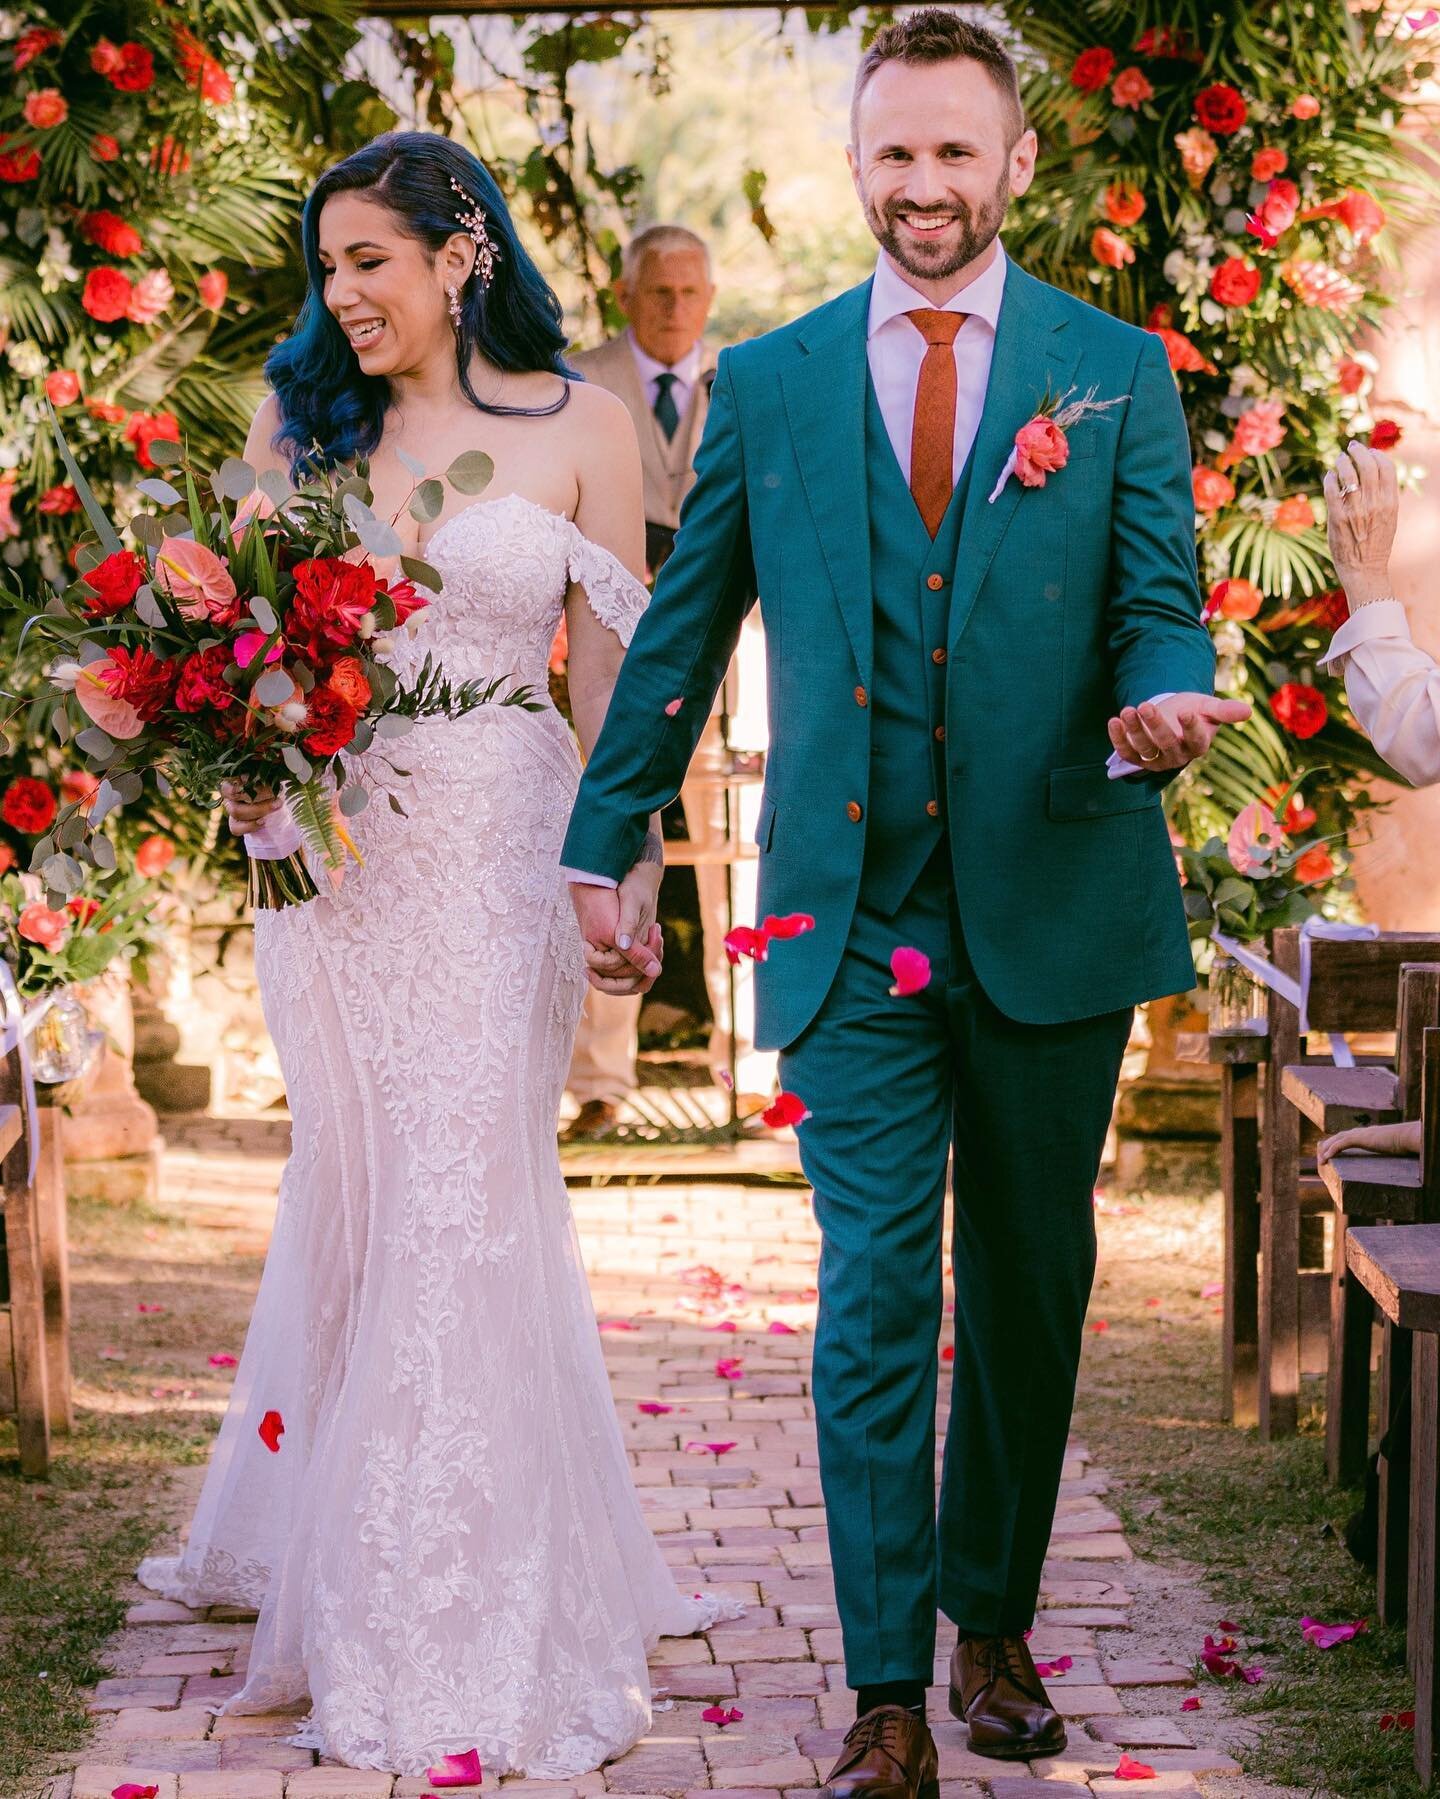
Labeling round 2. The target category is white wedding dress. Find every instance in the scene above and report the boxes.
[139,494,739,1775]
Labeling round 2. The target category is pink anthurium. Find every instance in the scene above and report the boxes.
[75,657,143,739]
[154,534,238,618]
[426,1748,483,1787]
[888,946,932,997]
[233,629,283,670]
[258,1409,284,1453]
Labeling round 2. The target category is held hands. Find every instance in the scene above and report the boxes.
[1107,693,1253,773]
[570,849,665,997]
[220,779,283,838]
[1324,439,1399,607]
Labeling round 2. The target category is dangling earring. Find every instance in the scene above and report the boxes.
[446,282,463,330]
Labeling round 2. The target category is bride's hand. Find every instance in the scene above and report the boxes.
[221,778,282,838]
[613,853,664,991]
[1324,440,1399,607]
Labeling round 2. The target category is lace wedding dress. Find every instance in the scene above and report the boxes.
[139,494,739,1776]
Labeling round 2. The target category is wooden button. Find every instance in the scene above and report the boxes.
[854,685,868,708]
[846,801,863,823]
[934,725,946,742]
[926,800,940,818]
[931,647,947,665]
[927,574,944,591]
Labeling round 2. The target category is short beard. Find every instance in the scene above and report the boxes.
[866,166,1010,283]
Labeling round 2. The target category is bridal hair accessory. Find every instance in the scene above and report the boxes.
[449,175,498,290]
[988,385,1128,504]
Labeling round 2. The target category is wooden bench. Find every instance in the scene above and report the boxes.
[1313,969,1440,1486]
[1346,1219,1440,1787]
[0,1002,49,1478]
[1255,928,1440,1439]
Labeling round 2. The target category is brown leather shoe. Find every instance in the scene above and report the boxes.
[949,1635,1067,1760]
[822,1705,938,1799]
[559,1099,621,1143]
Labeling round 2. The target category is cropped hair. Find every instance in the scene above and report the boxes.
[266,131,571,475]
[621,225,712,283]
[850,9,1025,149]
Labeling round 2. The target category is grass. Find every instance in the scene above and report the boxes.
[1081,1183,1421,1799]
[0,1191,249,1798]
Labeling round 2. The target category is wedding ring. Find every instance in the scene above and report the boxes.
[1138,747,1161,762]
[1338,481,1359,497]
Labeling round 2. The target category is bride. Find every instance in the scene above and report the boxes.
[138,130,738,1774]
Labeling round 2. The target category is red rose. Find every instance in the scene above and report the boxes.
[1252,147,1288,182]
[290,557,379,655]
[135,834,176,878]
[1194,83,1247,135]
[105,41,155,92]
[1210,257,1262,308]
[0,846,14,875]
[67,896,101,926]
[1111,67,1154,110]
[61,770,99,805]
[301,688,360,757]
[90,132,121,163]
[1305,588,1350,632]
[101,644,176,723]
[1070,46,1116,93]
[82,267,135,324]
[1193,467,1236,514]
[2,777,57,835]
[81,211,145,258]
[174,644,239,714]
[1135,26,1197,57]
[173,27,235,105]
[1271,681,1328,739]
[22,88,67,129]
[1336,357,1367,395]
[123,410,180,470]
[82,549,147,618]
[1370,419,1403,450]
[1150,326,1215,376]
[1258,178,1300,238]
[1296,845,1335,884]
[89,38,124,75]
[149,135,192,176]
[14,27,62,71]
[1104,182,1146,227]
[38,483,80,516]
[198,271,228,310]
[327,658,373,709]
[0,135,41,182]
[1091,227,1135,271]
[45,369,81,406]
[87,399,128,425]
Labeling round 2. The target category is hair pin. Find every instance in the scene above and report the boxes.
[449,175,498,291]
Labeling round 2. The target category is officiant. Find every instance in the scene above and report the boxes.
[562,225,774,1140]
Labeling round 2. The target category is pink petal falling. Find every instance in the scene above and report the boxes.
[258,1410,285,1454]
[1301,1616,1367,1649]
[761,912,816,941]
[208,1353,238,1368]
[665,698,684,716]
[724,924,770,965]
[702,1705,744,1727]
[1091,1319,1110,1333]
[888,946,932,997]
[426,1749,484,1787]
[1114,1754,1157,1781]
[762,1090,811,1130]
[1201,1281,1225,1299]
[599,1320,639,1332]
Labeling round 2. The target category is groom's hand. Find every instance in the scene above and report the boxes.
[570,880,664,996]
[1107,693,1252,772]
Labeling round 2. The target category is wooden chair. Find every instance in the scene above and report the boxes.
[1346,1212,1440,1788]
[1257,929,1440,1439]
[1312,965,1440,1486]
[0,1007,49,1478]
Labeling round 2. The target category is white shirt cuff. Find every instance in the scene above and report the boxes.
[1319,598,1410,671]
[561,866,619,889]
[1107,692,1176,778]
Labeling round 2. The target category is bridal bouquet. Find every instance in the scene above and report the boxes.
[12,418,540,908]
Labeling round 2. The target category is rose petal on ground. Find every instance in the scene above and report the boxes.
[1035,1655,1073,1678]
[686,1441,738,1455]
[1217,1620,1240,1632]
[599,1320,639,1332]
[637,1402,672,1415]
[715,1357,744,1380]
[1114,1754,1157,1780]
[1091,1319,1110,1333]
[426,1748,483,1787]
[1181,1696,1202,1712]
[768,1320,798,1334]
[762,1090,811,1129]
[665,698,684,715]
[112,1786,160,1799]
[707,1320,739,1332]
[1381,1710,1417,1729]
[702,1705,744,1726]
[258,1410,284,1453]
[137,1303,164,1313]
[1201,1280,1225,1298]
[888,946,932,997]
[1241,1665,1266,1683]
[208,1352,238,1367]
[98,1346,124,1361]
[1301,1616,1367,1649]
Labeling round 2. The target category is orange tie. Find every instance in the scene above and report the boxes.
[907,308,965,538]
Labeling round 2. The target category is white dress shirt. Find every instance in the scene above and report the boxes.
[628,332,704,422]
[1321,599,1440,786]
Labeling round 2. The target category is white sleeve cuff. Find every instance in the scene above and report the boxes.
[561,866,620,889]
[1319,598,1411,670]
[1107,692,1175,778]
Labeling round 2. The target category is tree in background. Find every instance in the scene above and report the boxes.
[998,0,1440,917]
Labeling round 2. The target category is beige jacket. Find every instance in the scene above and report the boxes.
[569,332,717,531]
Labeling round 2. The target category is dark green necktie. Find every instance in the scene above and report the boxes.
[653,371,680,441]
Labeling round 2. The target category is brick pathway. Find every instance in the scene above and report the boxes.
[51,1142,1245,1799]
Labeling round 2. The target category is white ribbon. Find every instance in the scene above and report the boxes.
[1212,918,1381,1069]
[0,962,47,1186]
[987,447,1018,505]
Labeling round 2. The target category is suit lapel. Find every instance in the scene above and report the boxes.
[948,263,1080,651]
[780,281,874,682]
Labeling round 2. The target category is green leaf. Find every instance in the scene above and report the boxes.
[409,479,445,522]
[445,451,494,495]
[45,402,123,556]
[399,556,443,591]
[149,439,183,467]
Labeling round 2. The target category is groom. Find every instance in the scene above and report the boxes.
[564,10,1246,1787]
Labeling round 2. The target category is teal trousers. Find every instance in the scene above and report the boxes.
[779,852,1132,1684]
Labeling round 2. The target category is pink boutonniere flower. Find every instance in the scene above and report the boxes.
[988,386,1127,504]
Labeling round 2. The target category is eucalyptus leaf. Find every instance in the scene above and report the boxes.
[156,771,172,798]
[258,469,293,508]
[135,586,167,628]
[50,707,70,744]
[348,720,374,754]
[213,457,256,502]
[396,448,427,479]
[409,479,444,522]
[75,726,114,759]
[89,779,120,823]
[149,438,182,466]
[388,794,408,816]
[446,450,494,495]
[112,772,142,804]
[249,594,278,635]
[356,514,403,559]
[75,542,107,574]
[91,835,117,871]
[33,835,55,867]
[374,714,414,740]
[339,783,370,817]
[129,512,167,547]
[42,852,83,893]
[138,477,183,506]
[294,663,314,693]
[282,745,314,783]
[57,815,86,849]
[399,555,442,591]
[255,667,296,707]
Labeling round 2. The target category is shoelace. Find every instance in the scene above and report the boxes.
[974,1636,1044,1700]
[845,1708,910,1759]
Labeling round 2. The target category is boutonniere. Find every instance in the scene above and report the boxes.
[987,385,1128,504]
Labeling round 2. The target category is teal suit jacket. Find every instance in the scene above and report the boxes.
[561,259,1214,1046]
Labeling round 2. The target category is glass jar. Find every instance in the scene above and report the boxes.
[29,991,95,1084]
[1210,951,1267,1036]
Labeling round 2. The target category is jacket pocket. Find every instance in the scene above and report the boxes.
[755,793,777,851]
[1048,761,1161,822]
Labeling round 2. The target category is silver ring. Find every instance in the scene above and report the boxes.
[1338,481,1359,497]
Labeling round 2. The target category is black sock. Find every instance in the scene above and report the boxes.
[856,1680,926,1718]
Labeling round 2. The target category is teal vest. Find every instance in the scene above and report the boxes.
[859,375,972,916]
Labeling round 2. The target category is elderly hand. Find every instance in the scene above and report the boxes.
[1324,439,1399,607]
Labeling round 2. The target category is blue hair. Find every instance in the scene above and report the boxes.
[266,131,573,475]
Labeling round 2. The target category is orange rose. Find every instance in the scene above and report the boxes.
[1091,227,1135,270]
[22,88,67,129]
[1174,127,1219,190]
[1273,495,1316,535]
[1104,182,1146,227]
[1193,467,1236,514]
[1290,95,1321,119]
[326,658,373,710]
[1251,148,1288,182]
[17,903,69,950]
[1112,67,1155,110]
[1210,578,1263,620]
[135,835,177,878]
[1296,846,1335,884]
